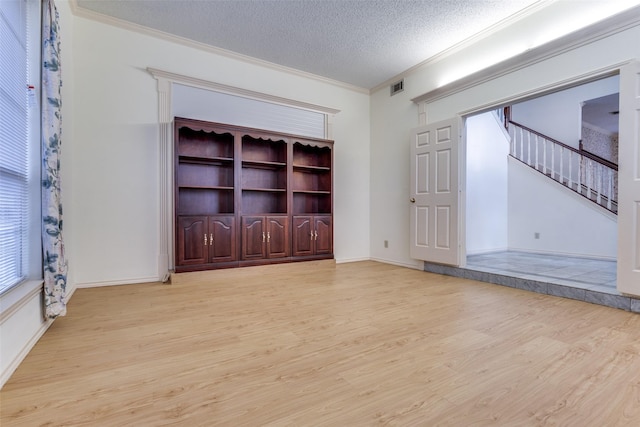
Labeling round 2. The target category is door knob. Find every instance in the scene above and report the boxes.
[410,197,416,203]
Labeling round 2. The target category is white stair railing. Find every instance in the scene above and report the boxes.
[507,120,618,213]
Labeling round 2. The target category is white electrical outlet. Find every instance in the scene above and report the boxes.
[534,232,540,239]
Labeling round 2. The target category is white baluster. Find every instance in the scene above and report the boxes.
[596,164,602,205]
[568,151,573,189]
[543,139,547,174]
[519,128,524,161]
[551,143,555,180]
[510,125,515,156]
[559,147,564,184]
[577,154,582,193]
[607,168,613,210]
[587,160,592,199]
[535,135,540,170]
[612,171,619,204]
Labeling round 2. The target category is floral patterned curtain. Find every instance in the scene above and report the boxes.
[42,0,67,319]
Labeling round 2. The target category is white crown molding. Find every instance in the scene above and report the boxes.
[370,0,556,94]
[147,67,341,115]
[68,0,368,95]
[411,5,640,105]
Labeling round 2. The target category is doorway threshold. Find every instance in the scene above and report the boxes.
[424,251,640,313]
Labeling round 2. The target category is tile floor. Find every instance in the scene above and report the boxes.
[466,251,617,294]
[423,251,640,312]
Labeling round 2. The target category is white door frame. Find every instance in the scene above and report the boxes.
[617,60,640,296]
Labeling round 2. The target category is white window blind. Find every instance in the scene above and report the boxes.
[0,0,29,292]
[172,84,327,139]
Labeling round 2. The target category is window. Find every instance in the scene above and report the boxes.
[0,0,41,295]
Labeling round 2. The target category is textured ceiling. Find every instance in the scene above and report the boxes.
[75,0,543,89]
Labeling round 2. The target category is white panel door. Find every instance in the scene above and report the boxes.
[618,61,640,296]
[410,118,463,265]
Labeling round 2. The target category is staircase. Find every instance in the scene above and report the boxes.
[496,108,618,214]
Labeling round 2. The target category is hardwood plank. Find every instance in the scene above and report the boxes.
[2,260,640,425]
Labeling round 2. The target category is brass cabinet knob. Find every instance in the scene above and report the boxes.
[410,197,416,203]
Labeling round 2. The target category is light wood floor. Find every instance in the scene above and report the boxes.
[3,260,640,426]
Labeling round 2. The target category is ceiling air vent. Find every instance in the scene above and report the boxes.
[390,79,404,96]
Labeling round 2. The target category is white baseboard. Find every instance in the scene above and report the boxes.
[466,247,509,256]
[467,247,617,262]
[369,257,424,270]
[76,276,160,289]
[0,283,78,389]
[0,317,53,389]
[507,247,617,262]
[334,256,424,270]
[334,256,370,264]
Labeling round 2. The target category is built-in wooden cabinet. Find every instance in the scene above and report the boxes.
[175,127,235,216]
[292,141,332,215]
[174,118,333,272]
[241,215,289,261]
[241,135,288,215]
[177,216,236,267]
[292,215,332,257]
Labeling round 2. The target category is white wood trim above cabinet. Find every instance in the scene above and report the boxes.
[148,68,341,116]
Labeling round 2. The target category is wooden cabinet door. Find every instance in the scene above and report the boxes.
[266,216,289,258]
[208,216,236,263]
[177,216,208,266]
[241,216,266,260]
[292,216,313,256]
[314,216,332,255]
[292,215,332,256]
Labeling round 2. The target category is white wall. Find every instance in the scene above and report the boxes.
[508,157,617,258]
[466,112,509,255]
[64,4,370,287]
[370,5,640,270]
[369,84,422,268]
[511,76,619,148]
